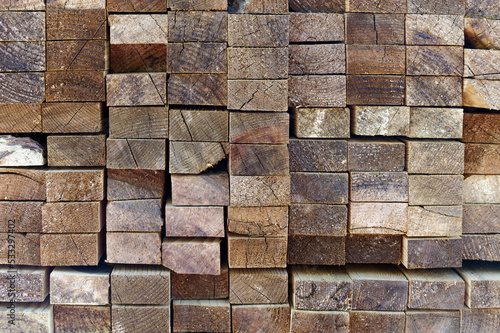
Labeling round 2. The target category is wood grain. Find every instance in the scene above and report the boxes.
[0,0,45,10]
[347,75,405,106]
[457,262,500,307]
[168,74,227,106]
[405,311,460,333]
[351,106,410,136]
[409,175,463,206]
[292,108,350,139]
[0,201,42,233]
[229,268,288,304]
[0,73,45,104]
[290,44,345,75]
[0,104,41,133]
[409,107,463,139]
[42,103,104,133]
[162,238,220,275]
[171,264,228,300]
[54,305,111,333]
[463,79,500,109]
[465,0,500,18]
[345,13,405,45]
[228,79,287,111]
[347,45,405,75]
[46,0,105,8]
[108,0,166,12]
[350,172,408,202]
[406,46,463,76]
[463,204,500,233]
[230,144,289,176]
[461,308,500,332]
[406,14,464,46]
[107,169,164,200]
[47,9,106,40]
[112,305,170,333]
[0,42,45,71]
[463,175,500,204]
[347,0,406,13]
[228,14,288,47]
[45,71,105,102]
[465,18,500,49]
[172,300,230,333]
[46,169,104,202]
[463,234,500,261]
[289,13,344,42]
[46,40,106,71]
[406,76,462,106]
[348,140,405,172]
[109,14,167,44]
[349,202,408,235]
[0,267,49,302]
[43,201,104,233]
[228,47,287,79]
[168,11,227,42]
[170,141,228,174]
[170,109,227,142]
[107,73,166,106]
[232,304,290,333]
[289,75,346,107]
[50,267,110,305]
[228,206,288,237]
[47,134,106,167]
[106,232,161,265]
[0,301,53,332]
[407,206,462,237]
[346,235,402,264]
[109,106,168,139]
[230,112,288,143]
[289,0,344,12]
[0,232,40,265]
[172,173,229,206]
[0,168,45,201]
[291,172,348,204]
[465,143,500,174]
[288,235,345,265]
[465,49,500,80]
[290,309,349,333]
[402,237,463,269]
[165,205,225,237]
[107,138,166,170]
[168,43,227,74]
[228,236,287,268]
[107,200,162,232]
[41,233,103,266]
[406,140,464,174]
[110,44,166,73]
[168,0,227,10]
[289,204,347,236]
[407,0,465,14]
[0,12,45,41]
[229,0,288,13]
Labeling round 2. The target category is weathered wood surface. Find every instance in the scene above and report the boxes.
[465,49,500,79]
[165,205,225,237]
[107,200,162,232]
[406,76,462,106]
[162,238,220,275]
[170,109,227,141]
[463,204,500,233]
[232,304,290,333]
[0,73,45,104]
[107,139,166,170]
[402,237,463,269]
[228,14,288,47]
[291,266,352,311]
[46,40,106,71]
[228,47,287,79]
[347,45,405,75]
[168,0,227,10]
[345,13,405,45]
[408,175,463,206]
[289,75,346,108]
[463,113,500,143]
[290,309,349,333]
[107,73,166,106]
[228,206,288,237]
[0,0,45,10]
[46,9,106,40]
[346,235,402,264]
[43,201,103,233]
[107,169,164,200]
[291,172,348,205]
[409,107,463,139]
[463,175,500,204]
[406,14,464,45]
[47,134,106,167]
[0,42,45,72]
[463,234,500,261]
[350,311,405,333]
[0,136,44,167]
[172,264,228,300]
[289,139,347,172]
[106,232,161,265]
[0,168,45,201]
[54,305,111,333]
[292,108,349,139]
[109,106,168,139]
[406,46,463,76]
[347,75,405,106]
[289,44,345,75]
[348,140,405,172]
[0,232,40,265]
[465,18,500,49]
[228,0,288,13]
[109,14,167,44]
[457,262,500,308]
[289,204,346,236]
[405,311,460,333]
[350,172,408,202]
[228,236,287,268]
[172,173,229,206]
[458,308,500,333]
[168,74,227,106]
[231,175,290,206]
[110,44,166,73]
[111,265,170,305]
[465,0,500,18]
[230,144,289,176]
[229,268,288,304]
[347,0,406,13]
[0,301,53,333]
[288,236,345,265]
[406,140,464,174]
[46,0,105,8]
[289,13,344,42]
[108,0,166,12]
[407,206,462,237]
[172,300,230,333]
[41,233,103,266]
[351,106,410,136]
[45,71,105,102]
[0,266,50,302]
[465,144,500,174]
[407,0,465,14]
[168,43,227,74]
[0,104,41,133]
[170,141,228,174]
[349,202,408,235]
[168,11,227,42]
[0,202,42,233]
[50,267,110,305]
[228,79,287,111]
[230,112,288,143]
[464,79,500,109]
[42,103,103,133]
[0,12,45,41]
[112,305,170,333]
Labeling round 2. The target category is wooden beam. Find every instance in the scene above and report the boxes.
[406,140,464,174]
[463,234,500,261]
[228,79,287,111]
[463,79,500,110]
[0,300,52,332]
[170,141,228,174]
[107,200,162,232]
[466,0,500,18]
[172,300,230,333]
[228,235,287,268]
[109,14,167,44]
[230,112,288,143]
[0,42,45,72]
[289,0,344,12]
[350,311,405,333]
[347,45,405,75]
[112,305,170,333]
[290,308,349,333]
[230,144,289,176]
[168,43,227,74]
[107,169,164,200]
[107,139,166,170]
[289,75,346,108]
[289,139,347,172]
[406,14,464,45]
[45,71,105,102]
[407,206,462,237]
[46,40,106,71]
[349,202,408,235]
[457,262,500,308]
[168,74,227,106]
[0,12,45,41]
[228,206,288,237]
[0,233,40,265]
[54,305,111,333]
[463,175,500,204]
[229,268,288,304]
[346,235,402,264]
[465,49,500,80]
[291,108,350,139]
[162,238,220,275]
[232,304,290,333]
[350,172,408,202]
[351,106,410,136]
[0,266,50,302]
[289,13,344,43]
[108,0,166,12]
[172,173,229,206]
[230,175,290,206]
[172,263,228,300]
[168,11,227,42]
[0,136,44,167]
[346,75,405,106]
[465,18,500,49]
[463,112,500,143]
[42,201,104,233]
[289,44,345,75]
[0,73,45,104]
[0,202,42,233]
[229,0,287,13]
[0,168,45,201]
[291,172,348,204]
[409,107,463,139]
[465,143,500,174]
[47,134,106,167]
[405,311,460,333]
[168,0,227,10]
[406,46,463,76]
[46,169,104,202]
[228,14,288,47]
[407,0,465,14]
[46,9,106,40]
[50,267,110,305]
[170,109,227,142]
[406,76,462,107]
[110,44,167,73]
[461,309,500,332]
[165,205,225,237]
[402,237,463,269]
[348,140,405,172]
[109,106,168,139]
[346,13,405,45]
[106,232,161,265]
[0,104,41,133]
[408,175,463,206]
[463,204,500,233]
[289,204,346,236]
[287,235,345,265]
[40,233,103,266]
[46,0,105,8]
[0,0,45,10]
[107,73,166,106]
[346,0,406,13]
[228,47,287,79]
[42,103,104,133]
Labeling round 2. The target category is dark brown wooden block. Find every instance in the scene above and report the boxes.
[406,140,464,174]
[349,202,408,235]
[170,109,227,141]
[228,47,287,79]
[289,75,346,107]
[409,107,463,139]
[347,0,406,13]
[0,12,45,41]
[45,71,105,102]
[107,232,161,265]
[0,232,40,265]
[465,144,500,174]
[228,14,288,47]
[347,75,405,106]
[46,9,106,40]
[402,237,463,269]
[290,309,349,333]
[289,139,347,172]
[0,202,42,233]
[465,18,500,49]
[408,175,463,206]
[0,266,50,302]
[232,304,290,333]
[107,200,162,232]
[40,233,102,266]
[346,235,402,264]
[54,305,111,333]
[289,204,347,236]
[406,14,464,46]
[406,76,462,107]
[228,79,288,111]
[168,43,227,74]
[168,11,227,42]
[289,43,344,75]
[109,106,168,139]
[463,204,500,233]
[42,102,103,133]
[47,134,106,167]
[289,13,344,43]
[0,73,45,104]
[107,139,166,170]
[228,206,288,237]
[172,264,229,300]
[108,0,167,12]
[350,172,408,202]
[291,172,348,204]
[170,141,228,174]
[46,40,106,71]
[162,238,220,275]
[43,202,103,233]
[350,311,405,333]
[0,104,41,133]
[229,268,288,304]
[165,205,224,237]
[289,0,344,12]
[288,235,345,265]
[461,308,500,332]
[107,169,164,200]
[292,108,350,139]
[405,311,460,333]
[168,74,227,106]
[230,175,290,206]
[173,300,230,333]
[463,234,500,261]
[228,236,287,268]
[230,144,289,176]
[107,73,166,106]
[230,112,288,144]
[0,168,45,201]
[347,45,405,75]
[110,44,166,73]
[407,46,463,76]
[46,169,104,202]
[172,173,229,206]
[457,262,500,308]
[228,0,288,13]
[346,13,405,45]
[0,42,45,72]
[348,140,405,172]
[112,305,170,333]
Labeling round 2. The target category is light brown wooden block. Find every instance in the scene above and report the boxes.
[289,75,346,107]
[170,109,227,142]
[228,206,287,237]
[109,14,167,44]
[348,140,405,172]
[172,264,228,300]
[406,140,464,174]
[347,75,405,106]
[466,0,500,19]
[289,44,345,75]
[346,235,402,264]
[0,202,42,233]
[54,305,111,333]
[347,45,405,75]
[290,309,349,333]
[0,73,45,104]
[168,74,227,106]
[228,47,287,79]
[289,139,347,172]
[110,44,166,73]
[47,134,106,167]
[408,175,463,206]
[112,305,170,333]
[228,236,287,268]
[50,267,110,305]
[229,268,288,304]
[0,12,45,41]
[168,11,227,42]
[409,107,463,139]
[0,266,50,302]
[230,112,288,144]
[173,300,230,333]
[289,13,344,43]
[291,266,352,311]
[407,0,465,14]
[406,14,464,46]
[109,106,168,139]
[292,107,349,139]
[402,237,463,269]
[42,102,103,133]
[168,43,227,74]
[107,169,164,201]
[228,14,288,47]
[108,0,166,12]
[463,113,500,144]
[461,308,500,332]
[0,233,39,265]
[169,0,226,10]
[407,46,463,76]
[346,13,405,45]
[162,238,220,275]
[401,267,465,310]
[0,301,52,333]
[0,169,45,201]
[0,42,45,72]
[347,0,406,13]
[41,233,103,266]
[0,104,41,133]
[464,175,500,204]
[457,262,500,308]
[170,141,228,174]
[463,204,500,233]
[350,311,405,333]
[465,18,500,49]
[346,264,408,311]
[232,304,290,332]
[107,73,166,106]
[465,49,500,80]
[0,136,44,167]
[351,106,409,136]
[46,9,106,40]
[231,175,290,206]
[465,144,500,174]
[165,206,224,237]
[230,144,289,176]
[111,265,170,305]
[228,79,287,111]
[107,200,162,232]
[350,202,408,235]
[45,71,105,102]
[107,139,166,170]
[0,0,45,10]
[406,76,462,107]
[288,236,346,265]
[405,311,460,333]
[350,172,408,202]
[43,202,103,233]
[289,204,346,236]
[291,172,348,204]
[408,206,462,237]
[46,40,106,71]
[464,79,500,110]
[106,232,161,265]
[47,0,105,8]
[172,173,229,206]
[463,234,500,261]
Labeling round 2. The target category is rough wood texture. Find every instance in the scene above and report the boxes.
[45,71,105,102]
[50,267,110,305]
[106,232,161,265]
[107,200,162,232]
[289,44,345,75]
[0,12,45,41]
[0,73,45,104]
[0,0,45,10]
[165,206,225,237]
[229,0,288,13]
[228,47,287,79]
[349,202,408,235]
[170,109,227,142]
[228,79,288,111]
[47,134,106,167]
[168,74,227,106]
[0,232,40,265]
[465,49,500,80]
[289,75,346,108]
[173,300,230,333]
[169,0,226,10]
[291,172,348,204]
[347,75,405,106]
[162,238,220,275]
[351,106,410,136]
[401,267,465,310]
[406,140,464,174]
[232,304,290,333]
[168,11,227,42]
[350,172,408,202]
[289,13,344,42]
[463,113,500,144]
[291,266,352,311]
[168,43,226,74]
[402,237,463,269]
[463,175,500,204]
[0,168,45,201]
[172,264,228,300]
[405,311,460,333]
[465,144,500,174]
[109,14,167,44]
[0,301,53,333]
[463,204,500,233]
[112,305,170,333]
[289,204,346,236]
[463,234,500,261]
[347,0,406,13]
[347,45,405,75]
[42,103,103,133]
[46,0,105,8]
[346,235,402,264]
[170,141,228,174]
[290,309,349,333]
[107,73,166,106]
[457,308,500,333]
[292,108,349,139]
[289,139,347,172]
[111,265,170,305]
[230,144,289,176]
[348,140,405,172]
[408,175,463,206]
[0,266,50,302]
[40,233,103,266]
[0,136,44,167]
[230,175,290,207]
[465,0,500,18]
[0,202,42,233]
[228,236,287,268]
[0,104,41,133]
[408,0,465,14]
[54,305,111,333]
[406,76,462,106]
[407,46,463,76]
[108,0,166,12]
[0,42,45,72]
[288,236,345,265]
[172,173,229,206]
[43,202,103,233]
[46,40,106,71]
[346,264,408,311]
[109,106,168,139]
[406,14,464,46]
[107,169,164,200]
[230,112,288,143]
[407,206,462,237]
[465,18,500,49]
[46,9,106,40]
[228,14,288,47]
[409,107,463,139]
[228,206,288,237]
[457,262,500,308]
[464,79,500,109]
[229,268,288,304]
[107,139,166,170]
[350,311,406,333]
[110,44,166,73]
[346,13,405,45]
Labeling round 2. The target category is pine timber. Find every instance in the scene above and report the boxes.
[46,40,106,71]
[0,266,50,302]
[228,0,288,13]
[168,43,227,74]
[230,175,290,207]
[0,42,45,72]
[110,44,167,73]
[47,134,106,167]
[351,106,410,136]
[463,113,500,143]
[409,107,463,139]
[0,168,46,201]
[162,238,221,275]
[345,235,402,264]
[170,109,227,142]
[463,175,500,204]
[463,234,500,261]
[107,139,166,170]
[291,172,348,204]
[168,11,228,42]
[46,9,106,40]
[292,108,350,139]
[346,0,406,13]
[40,232,103,266]
[0,300,53,333]
[228,14,288,47]
[465,0,500,18]
[46,0,105,8]
[408,0,465,14]
[289,0,344,12]
[0,73,45,104]
[229,268,288,304]
[171,173,229,206]
[0,12,45,41]
[407,206,462,237]
[346,75,405,106]
[346,13,405,45]
[232,304,290,333]
[0,104,42,133]
[228,79,288,111]
[465,143,500,174]
[347,45,405,75]
[349,172,408,202]
[165,205,225,237]
[107,73,167,106]
[461,308,500,332]
[464,18,500,49]
[287,236,346,265]
[457,262,500,308]
[289,44,345,75]
[107,200,162,232]
[230,112,288,144]
[289,204,346,236]
[405,311,460,333]
[112,305,170,333]
[50,267,110,305]
[230,144,289,176]
[406,76,463,107]
[0,0,45,10]
[107,169,164,200]
[169,0,226,10]
[406,46,463,76]
[464,49,500,80]
[349,202,408,235]
[408,175,463,206]
[109,106,168,139]
[350,311,406,333]
[289,13,344,43]
[348,140,405,172]
[45,71,105,102]
[168,74,227,106]
[170,141,228,174]
[290,309,349,333]
[42,103,104,133]
[463,79,500,109]
[42,201,104,233]
[228,47,287,79]
[0,202,42,233]
[402,237,463,269]
[289,75,346,108]
[405,140,464,174]
[53,305,111,333]
[406,14,464,46]
[109,14,167,44]
[0,233,40,265]
[228,206,288,237]
[107,0,166,12]
[463,204,500,233]
[228,235,287,268]
[289,139,347,172]
[171,263,228,300]
[106,232,161,265]
[172,300,230,333]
